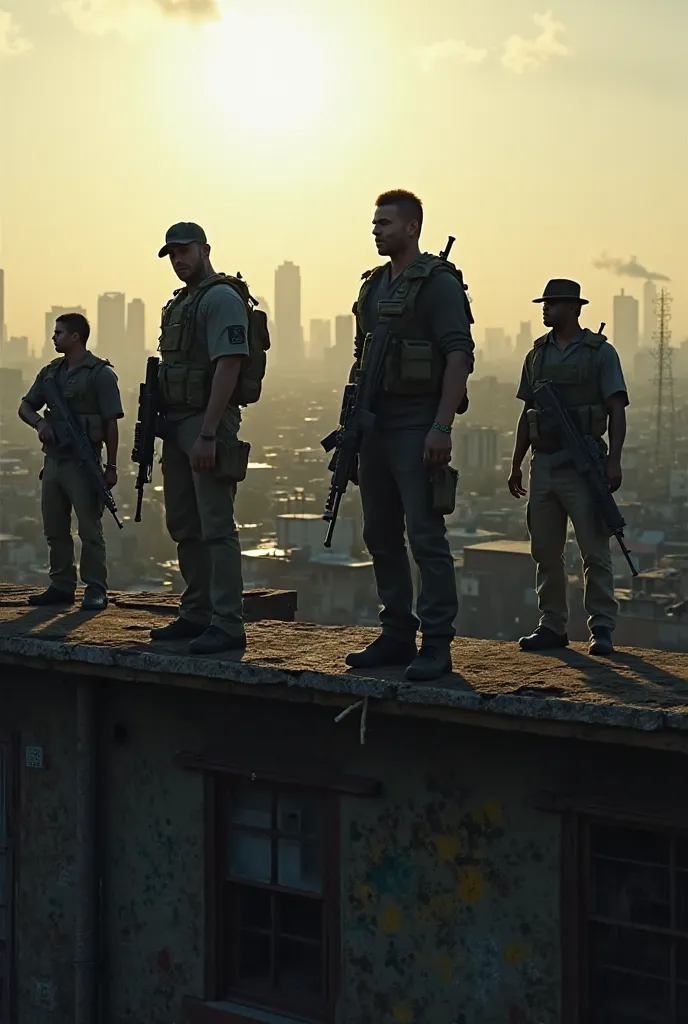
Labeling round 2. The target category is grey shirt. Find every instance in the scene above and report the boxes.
[516,331,629,406]
[356,265,474,430]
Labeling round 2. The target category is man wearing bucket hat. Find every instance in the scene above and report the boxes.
[149,222,252,655]
[508,279,629,656]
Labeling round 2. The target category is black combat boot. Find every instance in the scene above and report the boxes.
[188,625,247,656]
[28,586,75,607]
[150,617,208,641]
[404,644,453,682]
[589,627,614,656]
[345,635,417,669]
[519,626,568,652]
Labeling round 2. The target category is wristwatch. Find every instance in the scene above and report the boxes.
[200,432,216,441]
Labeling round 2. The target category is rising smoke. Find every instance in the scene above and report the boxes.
[592,254,670,282]
[154,0,221,20]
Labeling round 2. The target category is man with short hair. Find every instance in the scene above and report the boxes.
[149,222,251,655]
[508,279,629,656]
[345,190,474,681]
[18,313,123,610]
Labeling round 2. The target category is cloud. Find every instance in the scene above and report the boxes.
[592,254,670,282]
[60,0,220,37]
[501,10,569,74]
[154,0,220,20]
[418,38,488,74]
[0,9,32,59]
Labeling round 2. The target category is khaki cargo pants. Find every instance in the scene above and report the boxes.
[41,456,107,595]
[162,414,245,639]
[527,455,617,634]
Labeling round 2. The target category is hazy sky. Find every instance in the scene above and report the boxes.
[0,0,686,356]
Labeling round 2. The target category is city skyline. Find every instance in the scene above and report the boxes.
[0,0,685,348]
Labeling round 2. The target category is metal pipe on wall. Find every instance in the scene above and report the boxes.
[75,679,98,1024]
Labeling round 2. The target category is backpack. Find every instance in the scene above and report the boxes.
[208,274,271,406]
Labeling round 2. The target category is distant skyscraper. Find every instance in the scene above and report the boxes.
[2,336,29,367]
[0,269,5,346]
[44,305,88,360]
[484,327,509,360]
[309,318,331,358]
[612,288,639,360]
[274,262,303,370]
[334,315,354,354]
[515,321,533,357]
[643,279,657,345]
[127,298,146,359]
[98,292,126,363]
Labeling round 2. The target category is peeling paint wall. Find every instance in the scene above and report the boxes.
[5,667,678,1024]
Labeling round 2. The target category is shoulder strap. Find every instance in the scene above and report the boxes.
[527,335,550,384]
[353,265,386,318]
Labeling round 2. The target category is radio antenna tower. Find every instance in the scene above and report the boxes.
[653,288,675,466]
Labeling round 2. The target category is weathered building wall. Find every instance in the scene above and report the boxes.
[101,679,564,1024]
[1,670,76,1023]
[3,665,683,1024]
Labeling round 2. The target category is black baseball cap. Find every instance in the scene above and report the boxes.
[158,222,208,258]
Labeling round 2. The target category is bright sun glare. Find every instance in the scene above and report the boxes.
[203,8,335,137]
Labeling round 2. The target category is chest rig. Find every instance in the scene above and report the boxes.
[43,353,111,444]
[354,255,473,398]
[525,331,608,447]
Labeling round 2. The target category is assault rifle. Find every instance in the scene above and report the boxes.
[532,378,638,577]
[131,356,162,523]
[321,236,457,548]
[42,376,123,529]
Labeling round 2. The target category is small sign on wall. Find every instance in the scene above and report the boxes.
[25,746,44,769]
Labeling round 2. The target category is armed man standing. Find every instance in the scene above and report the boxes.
[18,313,123,611]
[508,279,629,656]
[344,190,474,681]
[150,222,256,655]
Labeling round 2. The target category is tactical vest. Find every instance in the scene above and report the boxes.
[353,254,473,398]
[43,353,112,445]
[525,330,608,446]
[158,273,270,414]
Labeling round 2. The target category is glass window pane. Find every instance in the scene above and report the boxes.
[278,793,322,837]
[236,930,272,990]
[678,982,688,1021]
[0,852,6,906]
[591,826,670,866]
[676,938,688,983]
[229,831,271,883]
[590,922,671,979]
[278,839,322,893]
[676,839,688,870]
[277,892,322,942]
[593,858,670,928]
[590,965,671,1023]
[229,783,272,829]
[238,884,272,931]
[278,938,322,997]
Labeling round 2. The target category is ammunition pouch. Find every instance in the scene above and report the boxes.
[215,437,251,482]
[158,363,210,412]
[430,466,459,516]
[529,402,607,448]
[382,337,443,396]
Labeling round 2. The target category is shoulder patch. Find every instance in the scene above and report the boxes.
[228,325,247,346]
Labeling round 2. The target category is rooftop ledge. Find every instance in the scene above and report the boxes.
[1,585,688,753]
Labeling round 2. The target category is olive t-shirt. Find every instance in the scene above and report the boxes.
[356,266,474,430]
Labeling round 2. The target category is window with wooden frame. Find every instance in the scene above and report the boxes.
[209,775,340,1022]
[578,818,688,1023]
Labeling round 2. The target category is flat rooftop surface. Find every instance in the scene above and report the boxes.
[1,585,687,743]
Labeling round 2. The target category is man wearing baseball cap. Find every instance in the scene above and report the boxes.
[149,222,251,654]
[508,279,629,657]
